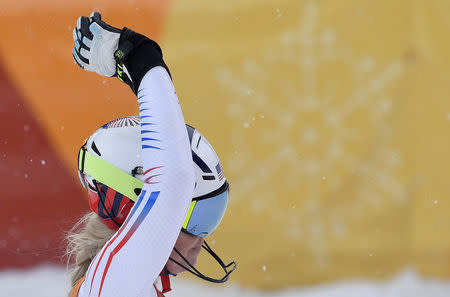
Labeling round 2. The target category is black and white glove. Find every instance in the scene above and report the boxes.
[72,12,171,94]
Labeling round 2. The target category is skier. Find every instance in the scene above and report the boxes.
[68,12,235,297]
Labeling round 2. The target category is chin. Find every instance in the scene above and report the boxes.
[167,245,202,274]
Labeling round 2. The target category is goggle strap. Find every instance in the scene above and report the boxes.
[79,147,193,229]
[79,148,144,202]
[78,145,87,173]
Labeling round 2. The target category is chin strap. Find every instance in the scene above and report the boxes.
[159,267,173,293]
[168,240,237,283]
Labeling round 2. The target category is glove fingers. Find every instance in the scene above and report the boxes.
[72,48,86,69]
[77,27,82,40]
[73,22,88,68]
[74,39,81,52]
[80,47,91,61]
[74,36,90,58]
[73,27,92,50]
[89,11,121,33]
[72,12,121,77]
[88,22,102,37]
[72,28,78,43]
[73,38,89,64]
[76,16,82,31]
[77,16,93,40]
[82,34,92,48]
[90,11,102,22]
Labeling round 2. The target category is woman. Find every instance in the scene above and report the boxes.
[68,12,235,297]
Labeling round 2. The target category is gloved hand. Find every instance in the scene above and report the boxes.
[72,12,120,77]
[72,12,171,94]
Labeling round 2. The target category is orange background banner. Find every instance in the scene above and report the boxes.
[0,0,172,267]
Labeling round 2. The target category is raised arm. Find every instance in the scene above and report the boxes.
[72,13,195,297]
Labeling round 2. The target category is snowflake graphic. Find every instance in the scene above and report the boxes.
[215,2,408,264]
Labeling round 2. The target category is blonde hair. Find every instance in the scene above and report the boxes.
[66,212,116,288]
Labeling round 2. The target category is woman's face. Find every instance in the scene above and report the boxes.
[166,231,204,274]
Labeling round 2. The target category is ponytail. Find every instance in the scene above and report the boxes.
[66,212,115,288]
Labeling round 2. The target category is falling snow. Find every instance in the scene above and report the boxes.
[275,8,282,18]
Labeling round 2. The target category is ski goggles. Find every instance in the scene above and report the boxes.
[78,145,229,237]
[182,181,229,237]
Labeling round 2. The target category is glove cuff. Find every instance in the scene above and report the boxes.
[114,27,171,94]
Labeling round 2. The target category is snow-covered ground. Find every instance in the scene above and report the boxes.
[1,266,450,297]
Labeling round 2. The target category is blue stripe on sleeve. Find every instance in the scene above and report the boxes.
[142,137,160,142]
[142,145,161,150]
[122,189,146,226]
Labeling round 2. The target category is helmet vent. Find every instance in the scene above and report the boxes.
[192,151,212,173]
[134,188,142,196]
[202,175,216,180]
[91,141,101,156]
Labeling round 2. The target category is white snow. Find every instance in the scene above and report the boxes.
[1,266,450,297]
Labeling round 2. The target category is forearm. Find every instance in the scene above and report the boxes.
[73,13,196,296]
[79,67,195,297]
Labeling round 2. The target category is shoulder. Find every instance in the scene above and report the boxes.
[70,276,86,297]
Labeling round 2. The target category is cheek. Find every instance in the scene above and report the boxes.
[175,240,193,255]
[190,245,202,256]
[186,246,202,265]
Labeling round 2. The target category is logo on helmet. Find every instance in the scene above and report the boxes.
[102,116,140,129]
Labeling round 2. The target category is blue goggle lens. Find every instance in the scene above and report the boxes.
[184,187,229,237]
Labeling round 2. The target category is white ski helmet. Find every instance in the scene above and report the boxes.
[77,116,229,235]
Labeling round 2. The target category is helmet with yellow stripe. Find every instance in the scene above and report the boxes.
[77,116,229,237]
